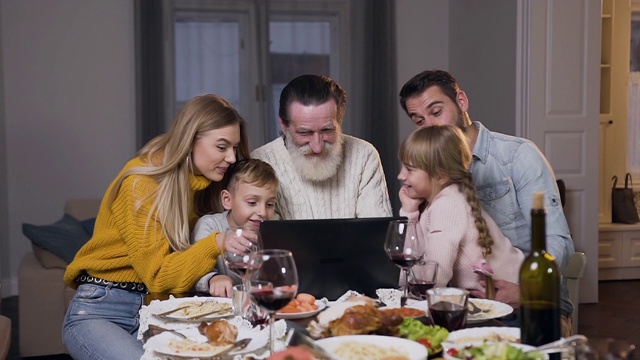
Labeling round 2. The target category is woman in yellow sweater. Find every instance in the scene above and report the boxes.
[62,94,251,360]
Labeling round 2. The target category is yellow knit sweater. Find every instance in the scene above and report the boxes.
[64,156,222,293]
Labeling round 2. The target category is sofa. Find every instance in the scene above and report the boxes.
[0,285,11,360]
[18,199,100,357]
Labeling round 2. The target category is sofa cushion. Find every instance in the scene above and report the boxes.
[22,214,92,264]
[31,243,68,269]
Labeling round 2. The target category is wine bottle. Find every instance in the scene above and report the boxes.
[519,192,561,359]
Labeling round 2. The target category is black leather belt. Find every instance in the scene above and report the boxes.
[75,273,148,294]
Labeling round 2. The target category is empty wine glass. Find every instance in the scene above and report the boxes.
[223,226,262,277]
[384,219,424,300]
[246,249,298,355]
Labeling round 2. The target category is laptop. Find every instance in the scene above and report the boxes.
[258,217,405,300]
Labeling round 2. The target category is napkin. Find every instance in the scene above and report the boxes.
[376,288,403,308]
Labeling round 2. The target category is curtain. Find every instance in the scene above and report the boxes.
[628,72,640,172]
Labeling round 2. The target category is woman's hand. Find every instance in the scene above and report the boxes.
[208,275,233,297]
[399,186,425,213]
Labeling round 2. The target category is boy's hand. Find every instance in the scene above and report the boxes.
[220,228,259,254]
[399,186,425,213]
[208,275,233,297]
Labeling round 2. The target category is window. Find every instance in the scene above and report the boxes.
[631,11,640,72]
[167,0,349,148]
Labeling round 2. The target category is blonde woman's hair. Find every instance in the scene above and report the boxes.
[399,125,494,257]
[226,159,279,194]
[109,94,250,251]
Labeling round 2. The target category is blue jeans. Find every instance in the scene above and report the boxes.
[63,284,145,360]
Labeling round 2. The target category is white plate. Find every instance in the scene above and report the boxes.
[443,326,520,349]
[148,297,234,322]
[144,325,268,358]
[442,342,541,360]
[316,335,428,360]
[276,300,327,319]
[466,298,513,324]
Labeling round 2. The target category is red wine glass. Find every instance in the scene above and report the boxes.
[384,219,424,300]
[223,226,262,278]
[245,249,298,355]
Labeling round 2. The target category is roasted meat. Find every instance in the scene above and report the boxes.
[324,304,403,337]
[197,320,238,346]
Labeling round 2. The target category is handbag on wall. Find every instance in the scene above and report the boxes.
[611,173,640,224]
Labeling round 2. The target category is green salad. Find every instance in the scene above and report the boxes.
[445,342,546,360]
[398,317,449,356]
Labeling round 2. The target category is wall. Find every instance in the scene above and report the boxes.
[449,0,517,136]
[0,0,137,295]
[395,0,449,142]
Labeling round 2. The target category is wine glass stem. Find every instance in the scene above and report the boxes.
[404,269,409,298]
[268,312,275,355]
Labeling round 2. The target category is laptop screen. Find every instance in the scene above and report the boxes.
[258,217,404,300]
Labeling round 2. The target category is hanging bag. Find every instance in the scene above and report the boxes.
[611,173,640,224]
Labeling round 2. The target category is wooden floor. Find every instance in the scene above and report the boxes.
[1,280,638,359]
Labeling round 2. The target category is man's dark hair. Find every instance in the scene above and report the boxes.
[279,74,347,127]
[399,69,462,113]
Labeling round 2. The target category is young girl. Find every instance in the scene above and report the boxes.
[62,94,252,360]
[397,125,524,293]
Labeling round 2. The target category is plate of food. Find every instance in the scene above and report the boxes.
[443,326,520,350]
[466,298,513,324]
[276,293,327,319]
[379,306,427,318]
[144,319,267,358]
[443,341,546,360]
[148,297,234,322]
[316,334,428,360]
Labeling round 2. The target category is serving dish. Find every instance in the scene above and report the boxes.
[316,334,428,360]
[276,300,327,319]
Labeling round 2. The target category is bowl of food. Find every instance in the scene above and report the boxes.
[443,341,546,360]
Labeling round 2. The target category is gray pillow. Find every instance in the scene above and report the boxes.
[22,214,92,264]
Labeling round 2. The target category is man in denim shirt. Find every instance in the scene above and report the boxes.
[399,69,575,336]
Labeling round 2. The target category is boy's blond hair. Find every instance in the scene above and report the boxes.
[225,159,279,193]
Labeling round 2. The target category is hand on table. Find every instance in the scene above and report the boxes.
[470,278,520,309]
[208,275,233,297]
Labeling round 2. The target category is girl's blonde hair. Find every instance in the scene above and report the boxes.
[399,125,494,257]
[110,94,250,251]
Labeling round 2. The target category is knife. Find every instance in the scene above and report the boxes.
[186,308,232,320]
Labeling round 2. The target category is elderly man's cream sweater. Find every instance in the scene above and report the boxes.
[251,135,392,219]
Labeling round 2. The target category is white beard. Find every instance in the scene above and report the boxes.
[284,130,344,182]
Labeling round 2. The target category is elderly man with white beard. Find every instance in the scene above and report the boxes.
[251,74,392,219]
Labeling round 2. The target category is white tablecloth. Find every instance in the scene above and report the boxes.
[138,295,287,360]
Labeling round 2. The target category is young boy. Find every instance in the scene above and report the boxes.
[191,158,279,297]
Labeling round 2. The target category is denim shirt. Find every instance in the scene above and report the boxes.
[470,122,575,316]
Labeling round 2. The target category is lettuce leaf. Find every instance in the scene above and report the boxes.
[398,318,449,355]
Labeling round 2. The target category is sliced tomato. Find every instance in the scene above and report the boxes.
[446,348,459,357]
[417,338,433,350]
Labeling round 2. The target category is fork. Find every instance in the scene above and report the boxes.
[142,324,187,342]
[467,300,483,315]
